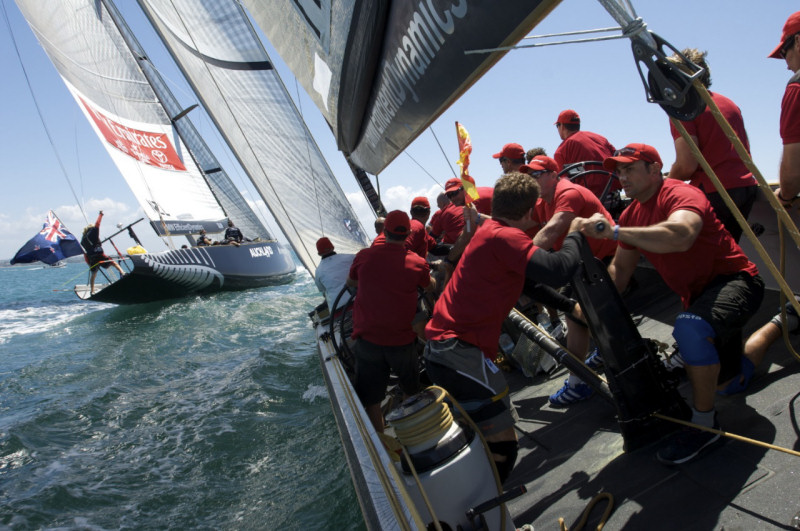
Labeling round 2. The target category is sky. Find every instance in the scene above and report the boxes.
[0,0,796,264]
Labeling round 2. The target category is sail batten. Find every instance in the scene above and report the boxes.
[138,0,369,274]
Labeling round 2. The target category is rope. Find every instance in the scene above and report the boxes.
[558,492,615,531]
[671,81,800,325]
[323,337,425,530]
[653,413,800,458]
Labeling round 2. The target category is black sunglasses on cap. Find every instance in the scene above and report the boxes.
[614,146,655,164]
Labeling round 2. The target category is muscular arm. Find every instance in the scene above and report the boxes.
[667,136,699,181]
[779,142,800,200]
[607,246,640,293]
[616,210,702,253]
[533,211,575,250]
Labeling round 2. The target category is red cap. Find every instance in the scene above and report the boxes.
[411,196,430,208]
[602,143,662,171]
[384,210,411,236]
[316,237,334,255]
[492,143,525,160]
[445,178,463,192]
[769,11,800,58]
[520,155,560,174]
[555,109,580,125]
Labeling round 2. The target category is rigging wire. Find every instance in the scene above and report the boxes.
[430,126,458,181]
[2,0,89,227]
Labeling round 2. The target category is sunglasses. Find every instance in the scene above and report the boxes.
[528,170,549,178]
[780,34,798,59]
[614,147,654,164]
[446,188,462,198]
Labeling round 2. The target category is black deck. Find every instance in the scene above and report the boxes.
[504,266,800,530]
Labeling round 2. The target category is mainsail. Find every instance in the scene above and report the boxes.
[13,0,270,242]
[243,0,562,175]
[137,0,370,274]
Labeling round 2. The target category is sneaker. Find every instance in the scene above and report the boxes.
[549,379,593,406]
[585,348,604,372]
[770,296,800,334]
[656,422,722,465]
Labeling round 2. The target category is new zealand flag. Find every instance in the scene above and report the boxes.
[11,211,84,265]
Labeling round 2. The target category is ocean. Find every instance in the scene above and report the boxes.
[0,262,365,530]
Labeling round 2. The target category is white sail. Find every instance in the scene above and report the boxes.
[13,0,269,241]
[137,0,370,274]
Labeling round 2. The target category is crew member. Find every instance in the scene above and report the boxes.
[666,49,758,242]
[425,172,585,482]
[770,11,800,207]
[553,109,619,200]
[347,211,434,433]
[314,237,356,312]
[579,143,763,465]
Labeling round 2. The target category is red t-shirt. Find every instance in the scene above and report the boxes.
[554,130,620,198]
[406,218,435,258]
[430,203,464,244]
[350,243,430,345]
[618,179,758,308]
[426,219,537,359]
[780,77,800,144]
[371,233,385,246]
[473,186,494,215]
[533,179,617,259]
[669,91,755,193]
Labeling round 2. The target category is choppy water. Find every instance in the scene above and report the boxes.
[0,262,365,530]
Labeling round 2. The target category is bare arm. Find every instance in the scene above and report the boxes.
[533,211,575,250]
[778,142,800,202]
[667,136,699,181]
[607,246,640,293]
[579,211,702,254]
[345,276,357,289]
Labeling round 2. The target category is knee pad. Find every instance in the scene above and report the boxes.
[487,440,519,484]
[672,312,718,366]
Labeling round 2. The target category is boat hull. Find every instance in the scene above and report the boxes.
[76,241,295,304]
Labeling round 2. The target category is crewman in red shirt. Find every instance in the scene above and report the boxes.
[425,172,585,483]
[770,11,800,207]
[347,210,434,433]
[522,156,617,404]
[492,142,527,174]
[430,178,465,244]
[406,197,436,259]
[553,109,620,200]
[666,49,757,242]
[579,143,764,465]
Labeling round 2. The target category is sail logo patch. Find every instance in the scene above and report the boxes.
[250,246,274,258]
[78,97,187,171]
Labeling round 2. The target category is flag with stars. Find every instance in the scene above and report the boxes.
[10,211,83,265]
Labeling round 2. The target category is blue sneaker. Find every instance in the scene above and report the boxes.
[549,379,593,406]
[585,348,604,372]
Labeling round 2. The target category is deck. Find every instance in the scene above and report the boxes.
[504,266,800,530]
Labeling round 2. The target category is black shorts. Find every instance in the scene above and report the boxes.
[353,338,420,406]
[424,338,518,437]
[686,272,764,382]
[87,253,112,269]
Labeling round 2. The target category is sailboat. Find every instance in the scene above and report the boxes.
[13,0,335,304]
[247,2,800,530]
